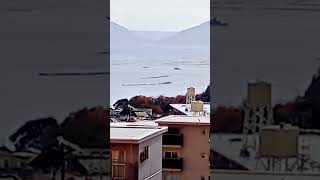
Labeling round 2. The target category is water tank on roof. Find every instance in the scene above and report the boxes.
[191,101,204,112]
[186,87,195,96]
[258,125,299,158]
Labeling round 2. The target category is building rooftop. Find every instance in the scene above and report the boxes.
[111,120,158,127]
[110,126,167,144]
[211,133,320,173]
[155,115,210,125]
[170,103,210,116]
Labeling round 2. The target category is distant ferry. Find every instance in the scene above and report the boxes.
[211,16,228,26]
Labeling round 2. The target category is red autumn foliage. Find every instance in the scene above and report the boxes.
[126,85,209,115]
[129,94,187,114]
[152,105,164,114]
[212,106,243,133]
[275,103,296,114]
[61,106,109,148]
[129,95,153,108]
[273,102,298,125]
[172,95,186,104]
[127,86,209,115]
[157,95,167,102]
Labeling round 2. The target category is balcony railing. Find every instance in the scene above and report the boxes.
[163,158,183,170]
[163,134,183,147]
[112,164,125,179]
[111,160,138,180]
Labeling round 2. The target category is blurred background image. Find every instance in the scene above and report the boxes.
[211,0,320,179]
[0,0,109,179]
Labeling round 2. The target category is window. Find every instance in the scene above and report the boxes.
[165,175,179,180]
[202,130,206,135]
[112,164,126,179]
[201,153,206,159]
[172,152,178,158]
[164,151,178,159]
[165,151,171,158]
[167,127,180,134]
[111,150,126,163]
[201,176,205,180]
[111,150,126,179]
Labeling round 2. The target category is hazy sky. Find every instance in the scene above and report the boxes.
[111,0,210,31]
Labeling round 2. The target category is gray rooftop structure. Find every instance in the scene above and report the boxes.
[110,126,167,144]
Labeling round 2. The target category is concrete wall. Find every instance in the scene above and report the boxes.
[111,135,163,180]
[139,135,163,180]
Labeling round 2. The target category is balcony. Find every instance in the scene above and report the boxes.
[111,161,138,180]
[162,158,183,170]
[163,134,183,147]
[111,164,125,180]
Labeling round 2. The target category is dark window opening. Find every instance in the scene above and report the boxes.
[167,127,180,134]
[164,151,178,159]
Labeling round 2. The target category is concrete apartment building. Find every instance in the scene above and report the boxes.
[156,115,210,180]
[110,125,168,180]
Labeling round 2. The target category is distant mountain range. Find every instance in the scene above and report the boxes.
[158,21,210,46]
[110,21,210,53]
[110,22,143,50]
